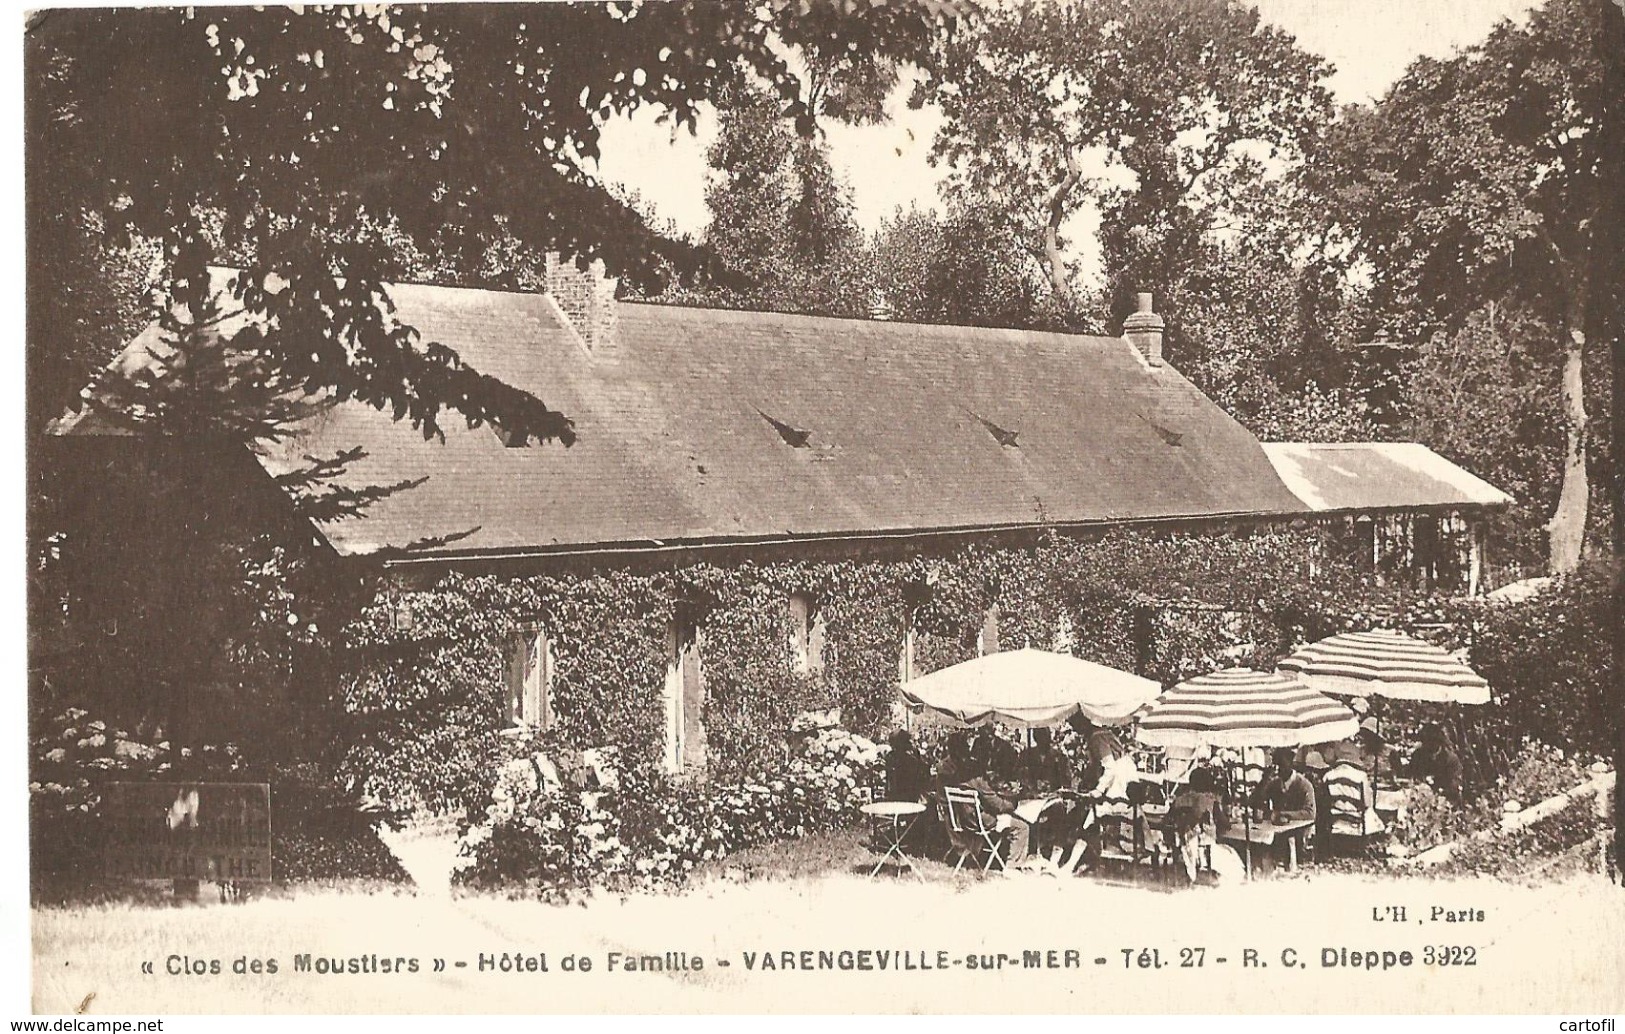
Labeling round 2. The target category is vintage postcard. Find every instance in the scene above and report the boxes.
[22,0,1624,1020]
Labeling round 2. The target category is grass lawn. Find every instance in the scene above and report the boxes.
[693,827,964,885]
[29,804,1625,1014]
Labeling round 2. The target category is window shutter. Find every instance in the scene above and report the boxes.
[787,592,811,674]
[979,605,1001,656]
[665,611,709,776]
[508,627,553,730]
[807,605,827,676]
[506,633,526,728]
[537,631,553,731]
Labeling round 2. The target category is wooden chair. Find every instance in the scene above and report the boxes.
[942,786,1008,874]
[1131,744,1168,777]
[1093,789,1141,869]
[1324,764,1386,849]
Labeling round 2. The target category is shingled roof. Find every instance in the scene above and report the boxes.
[56,268,1321,559]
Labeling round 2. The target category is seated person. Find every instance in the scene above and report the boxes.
[883,729,932,803]
[1407,723,1464,804]
[1167,765,1230,882]
[1020,726,1072,794]
[1057,715,1138,872]
[1170,765,1229,834]
[1248,748,1318,868]
[1018,726,1074,857]
[937,732,1032,868]
[1250,747,1317,824]
[964,763,1033,869]
[970,724,1022,783]
[1069,715,1135,802]
[934,731,977,793]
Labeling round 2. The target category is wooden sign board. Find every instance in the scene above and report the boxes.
[103,782,272,882]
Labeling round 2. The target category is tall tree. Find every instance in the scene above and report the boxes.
[914,0,1331,327]
[27,2,955,441]
[1335,0,1609,572]
[1401,302,1567,568]
[698,82,873,316]
[692,5,919,320]
[27,1,959,758]
[870,203,1049,329]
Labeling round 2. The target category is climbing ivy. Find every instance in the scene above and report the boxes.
[336,524,1423,816]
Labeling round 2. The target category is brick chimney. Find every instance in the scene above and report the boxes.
[544,251,619,353]
[1122,292,1165,368]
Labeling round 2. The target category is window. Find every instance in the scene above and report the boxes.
[787,591,826,676]
[977,604,1001,656]
[507,625,554,731]
[664,608,708,777]
[1352,515,1377,571]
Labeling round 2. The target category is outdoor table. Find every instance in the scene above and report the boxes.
[1375,787,1407,816]
[860,800,926,878]
[1014,796,1065,824]
[1219,817,1316,876]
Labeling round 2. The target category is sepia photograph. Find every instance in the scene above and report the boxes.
[19,0,1625,1021]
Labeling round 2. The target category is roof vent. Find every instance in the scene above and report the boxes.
[1123,292,1165,367]
[756,408,811,448]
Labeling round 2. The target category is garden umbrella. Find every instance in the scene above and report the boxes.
[1276,628,1491,705]
[1136,667,1360,864]
[898,648,1161,729]
[1135,667,1359,751]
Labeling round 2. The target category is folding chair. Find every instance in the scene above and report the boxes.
[943,786,1008,873]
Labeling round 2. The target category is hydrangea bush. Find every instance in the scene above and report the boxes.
[29,706,248,816]
[456,729,885,898]
[28,705,408,896]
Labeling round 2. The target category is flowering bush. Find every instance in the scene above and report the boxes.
[29,706,249,816]
[788,728,885,811]
[28,705,407,897]
[457,729,884,898]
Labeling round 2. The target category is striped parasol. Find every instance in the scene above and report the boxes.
[1135,667,1359,750]
[1277,629,1491,705]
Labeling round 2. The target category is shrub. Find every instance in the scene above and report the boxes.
[28,704,406,898]
[1388,741,1599,856]
[1440,795,1605,878]
[455,729,884,899]
[1445,562,1615,765]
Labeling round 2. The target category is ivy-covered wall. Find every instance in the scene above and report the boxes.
[337,523,1415,817]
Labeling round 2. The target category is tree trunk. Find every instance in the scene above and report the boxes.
[1597,0,1625,886]
[1043,151,1083,307]
[1548,281,1589,574]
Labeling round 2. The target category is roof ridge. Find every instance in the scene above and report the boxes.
[617,298,1121,343]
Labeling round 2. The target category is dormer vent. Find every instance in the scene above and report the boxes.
[756,408,811,448]
[966,408,1020,448]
